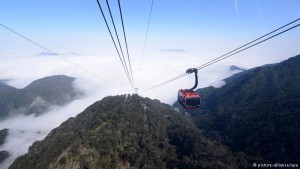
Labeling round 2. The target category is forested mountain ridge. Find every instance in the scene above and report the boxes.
[0,83,16,95]
[0,75,82,120]
[175,54,300,163]
[10,95,244,169]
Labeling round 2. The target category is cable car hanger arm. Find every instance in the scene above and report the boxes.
[186,68,198,91]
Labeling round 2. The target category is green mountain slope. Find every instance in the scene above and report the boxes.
[0,75,82,120]
[175,54,300,163]
[10,95,242,169]
[0,129,9,162]
[0,128,8,146]
[0,83,16,95]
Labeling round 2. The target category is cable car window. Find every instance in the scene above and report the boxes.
[178,93,184,103]
[186,98,200,106]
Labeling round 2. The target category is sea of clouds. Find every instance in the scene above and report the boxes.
[0,52,286,168]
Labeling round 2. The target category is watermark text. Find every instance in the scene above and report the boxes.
[253,163,298,168]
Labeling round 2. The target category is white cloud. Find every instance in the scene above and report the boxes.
[0,96,98,169]
[0,51,296,168]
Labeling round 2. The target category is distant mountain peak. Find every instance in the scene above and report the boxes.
[36,52,82,56]
[0,79,12,85]
[229,65,246,71]
[0,83,17,95]
[25,75,75,89]
[36,52,58,56]
[0,75,81,119]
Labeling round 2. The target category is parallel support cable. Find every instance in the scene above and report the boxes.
[105,0,133,87]
[118,0,134,87]
[137,0,155,87]
[196,18,300,70]
[96,0,133,88]
[196,23,300,71]
[143,18,300,91]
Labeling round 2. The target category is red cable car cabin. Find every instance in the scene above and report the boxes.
[178,89,201,109]
[177,68,201,109]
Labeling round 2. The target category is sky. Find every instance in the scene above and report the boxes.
[1,0,300,57]
[0,0,300,168]
[0,0,299,94]
[0,0,299,90]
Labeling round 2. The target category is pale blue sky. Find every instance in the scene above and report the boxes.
[1,0,300,64]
